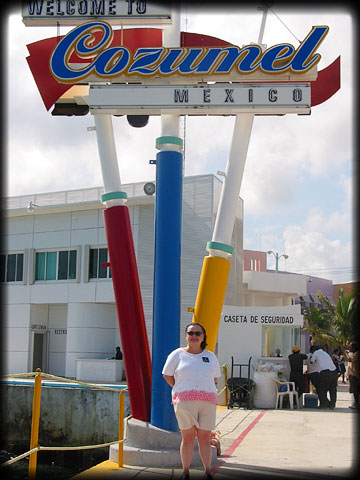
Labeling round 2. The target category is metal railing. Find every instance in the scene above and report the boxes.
[1,364,228,478]
[218,364,228,405]
[0,369,127,479]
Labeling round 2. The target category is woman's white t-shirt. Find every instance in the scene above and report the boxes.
[162,348,221,404]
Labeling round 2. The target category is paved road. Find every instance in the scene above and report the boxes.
[74,383,358,479]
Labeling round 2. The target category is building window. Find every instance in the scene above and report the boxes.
[0,252,24,282]
[262,326,301,357]
[35,250,77,281]
[250,258,260,271]
[89,247,112,279]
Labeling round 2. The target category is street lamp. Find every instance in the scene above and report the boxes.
[267,250,289,272]
[27,201,39,213]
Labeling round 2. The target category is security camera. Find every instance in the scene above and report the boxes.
[127,115,149,128]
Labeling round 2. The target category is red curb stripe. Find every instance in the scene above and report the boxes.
[212,410,266,474]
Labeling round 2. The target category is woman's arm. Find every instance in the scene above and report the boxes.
[163,375,175,387]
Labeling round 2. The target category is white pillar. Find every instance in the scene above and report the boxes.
[158,114,181,150]
[159,6,181,145]
[210,114,254,252]
[162,5,180,47]
[94,114,126,207]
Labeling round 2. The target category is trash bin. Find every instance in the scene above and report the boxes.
[253,370,277,408]
[303,393,318,408]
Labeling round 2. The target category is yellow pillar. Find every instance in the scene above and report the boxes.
[191,255,230,352]
[29,369,42,480]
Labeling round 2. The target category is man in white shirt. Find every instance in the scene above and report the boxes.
[306,345,320,393]
[310,345,337,409]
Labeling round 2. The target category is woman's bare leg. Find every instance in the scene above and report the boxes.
[197,428,212,474]
[180,426,197,474]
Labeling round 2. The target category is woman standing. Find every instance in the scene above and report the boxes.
[162,322,221,480]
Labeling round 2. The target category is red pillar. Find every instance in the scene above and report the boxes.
[103,205,151,421]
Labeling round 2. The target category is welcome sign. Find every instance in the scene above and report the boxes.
[22,0,172,25]
[24,16,339,112]
[49,21,329,84]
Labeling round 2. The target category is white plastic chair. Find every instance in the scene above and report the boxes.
[274,379,299,409]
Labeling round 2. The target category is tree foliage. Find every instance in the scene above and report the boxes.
[303,288,358,348]
[303,306,337,346]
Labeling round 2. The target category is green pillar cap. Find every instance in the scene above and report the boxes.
[206,241,234,255]
[101,191,128,204]
[156,136,183,149]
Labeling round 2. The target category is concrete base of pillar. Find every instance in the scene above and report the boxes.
[109,417,217,468]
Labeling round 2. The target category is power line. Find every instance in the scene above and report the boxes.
[290,267,354,272]
[289,268,356,278]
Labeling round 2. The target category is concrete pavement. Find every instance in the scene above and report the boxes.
[73,383,358,479]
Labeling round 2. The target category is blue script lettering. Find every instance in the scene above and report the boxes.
[50,21,329,82]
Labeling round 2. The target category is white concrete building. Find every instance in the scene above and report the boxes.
[2,174,244,378]
[2,173,309,382]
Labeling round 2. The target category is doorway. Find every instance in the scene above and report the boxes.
[32,333,47,371]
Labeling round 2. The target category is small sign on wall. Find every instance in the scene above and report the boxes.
[54,329,67,334]
[31,323,47,332]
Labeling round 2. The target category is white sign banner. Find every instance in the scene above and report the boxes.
[221,305,304,327]
[22,0,172,26]
[89,83,311,115]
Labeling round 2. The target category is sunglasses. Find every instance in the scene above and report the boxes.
[186,331,203,336]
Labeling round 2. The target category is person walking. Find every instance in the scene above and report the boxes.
[310,345,338,409]
[162,322,221,480]
[337,349,346,383]
[344,342,360,410]
[331,348,341,377]
[288,346,308,401]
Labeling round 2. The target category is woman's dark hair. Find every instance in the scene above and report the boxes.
[185,322,207,351]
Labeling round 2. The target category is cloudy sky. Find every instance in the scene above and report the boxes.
[5,3,356,284]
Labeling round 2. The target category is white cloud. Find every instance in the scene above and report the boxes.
[283,225,353,283]
[304,206,352,237]
[183,116,234,176]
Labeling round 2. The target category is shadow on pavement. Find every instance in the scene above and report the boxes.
[215,461,357,480]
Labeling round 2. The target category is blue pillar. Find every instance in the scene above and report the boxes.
[150,147,183,431]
